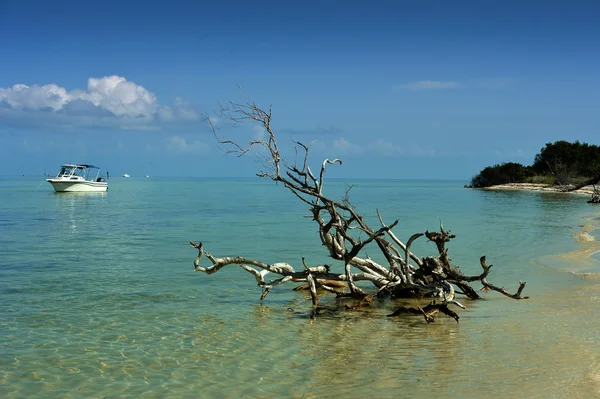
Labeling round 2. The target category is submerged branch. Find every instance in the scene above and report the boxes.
[388,301,462,324]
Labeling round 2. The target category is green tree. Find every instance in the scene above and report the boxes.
[470,162,533,188]
[533,140,600,179]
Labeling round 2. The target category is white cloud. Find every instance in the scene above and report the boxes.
[172,97,200,121]
[156,106,174,121]
[1,83,69,111]
[332,137,364,155]
[0,76,199,128]
[167,136,208,154]
[394,80,460,90]
[83,76,157,118]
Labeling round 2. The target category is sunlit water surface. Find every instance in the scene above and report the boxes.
[1,177,599,398]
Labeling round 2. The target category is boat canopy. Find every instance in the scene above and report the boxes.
[61,164,100,169]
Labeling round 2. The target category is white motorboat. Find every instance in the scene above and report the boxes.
[46,164,108,192]
[123,173,131,178]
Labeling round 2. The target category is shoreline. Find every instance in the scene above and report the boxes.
[482,183,600,273]
[483,182,597,196]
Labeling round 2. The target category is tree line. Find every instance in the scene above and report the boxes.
[470,140,600,188]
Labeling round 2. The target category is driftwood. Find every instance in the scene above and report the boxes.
[561,174,600,193]
[190,99,529,323]
[588,185,600,204]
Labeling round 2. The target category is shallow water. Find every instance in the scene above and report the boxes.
[1,177,599,398]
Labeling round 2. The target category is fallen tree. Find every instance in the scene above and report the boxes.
[190,99,529,323]
[560,174,600,193]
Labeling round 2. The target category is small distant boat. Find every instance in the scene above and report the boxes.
[46,164,108,192]
[123,173,131,178]
[145,175,150,178]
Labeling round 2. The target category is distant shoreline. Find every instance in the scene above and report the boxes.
[483,183,596,196]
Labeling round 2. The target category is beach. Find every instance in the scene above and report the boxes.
[484,182,597,196]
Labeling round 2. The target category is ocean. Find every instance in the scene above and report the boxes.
[1,176,599,398]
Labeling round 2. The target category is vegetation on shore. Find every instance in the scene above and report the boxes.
[470,141,600,188]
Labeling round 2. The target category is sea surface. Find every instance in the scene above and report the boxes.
[1,176,600,398]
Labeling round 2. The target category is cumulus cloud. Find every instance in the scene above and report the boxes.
[1,83,69,111]
[394,80,460,90]
[84,76,157,118]
[0,76,199,129]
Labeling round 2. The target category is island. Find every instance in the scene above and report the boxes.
[469,140,600,203]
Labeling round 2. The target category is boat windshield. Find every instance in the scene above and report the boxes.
[59,166,87,178]
[59,167,75,176]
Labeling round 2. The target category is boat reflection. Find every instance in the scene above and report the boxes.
[52,191,107,234]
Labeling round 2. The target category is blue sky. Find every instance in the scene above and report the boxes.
[1,0,599,179]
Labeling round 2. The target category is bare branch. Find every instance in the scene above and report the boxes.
[376,210,423,267]
[318,158,342,195]
[479,257,529,300]
[190,97,529,322]
[302,257,319,307]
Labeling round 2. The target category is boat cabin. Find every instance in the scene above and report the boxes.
[55,164,105,182]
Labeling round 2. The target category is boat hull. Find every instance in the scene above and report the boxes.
[47,180,108,192]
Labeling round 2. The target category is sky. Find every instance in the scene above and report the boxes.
[1,0,599,179]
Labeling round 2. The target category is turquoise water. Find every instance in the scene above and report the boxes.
[1,176,600,398]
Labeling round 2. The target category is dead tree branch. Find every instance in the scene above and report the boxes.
[191,99,529,323]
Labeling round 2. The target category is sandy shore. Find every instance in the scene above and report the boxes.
[484,182,597,196]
